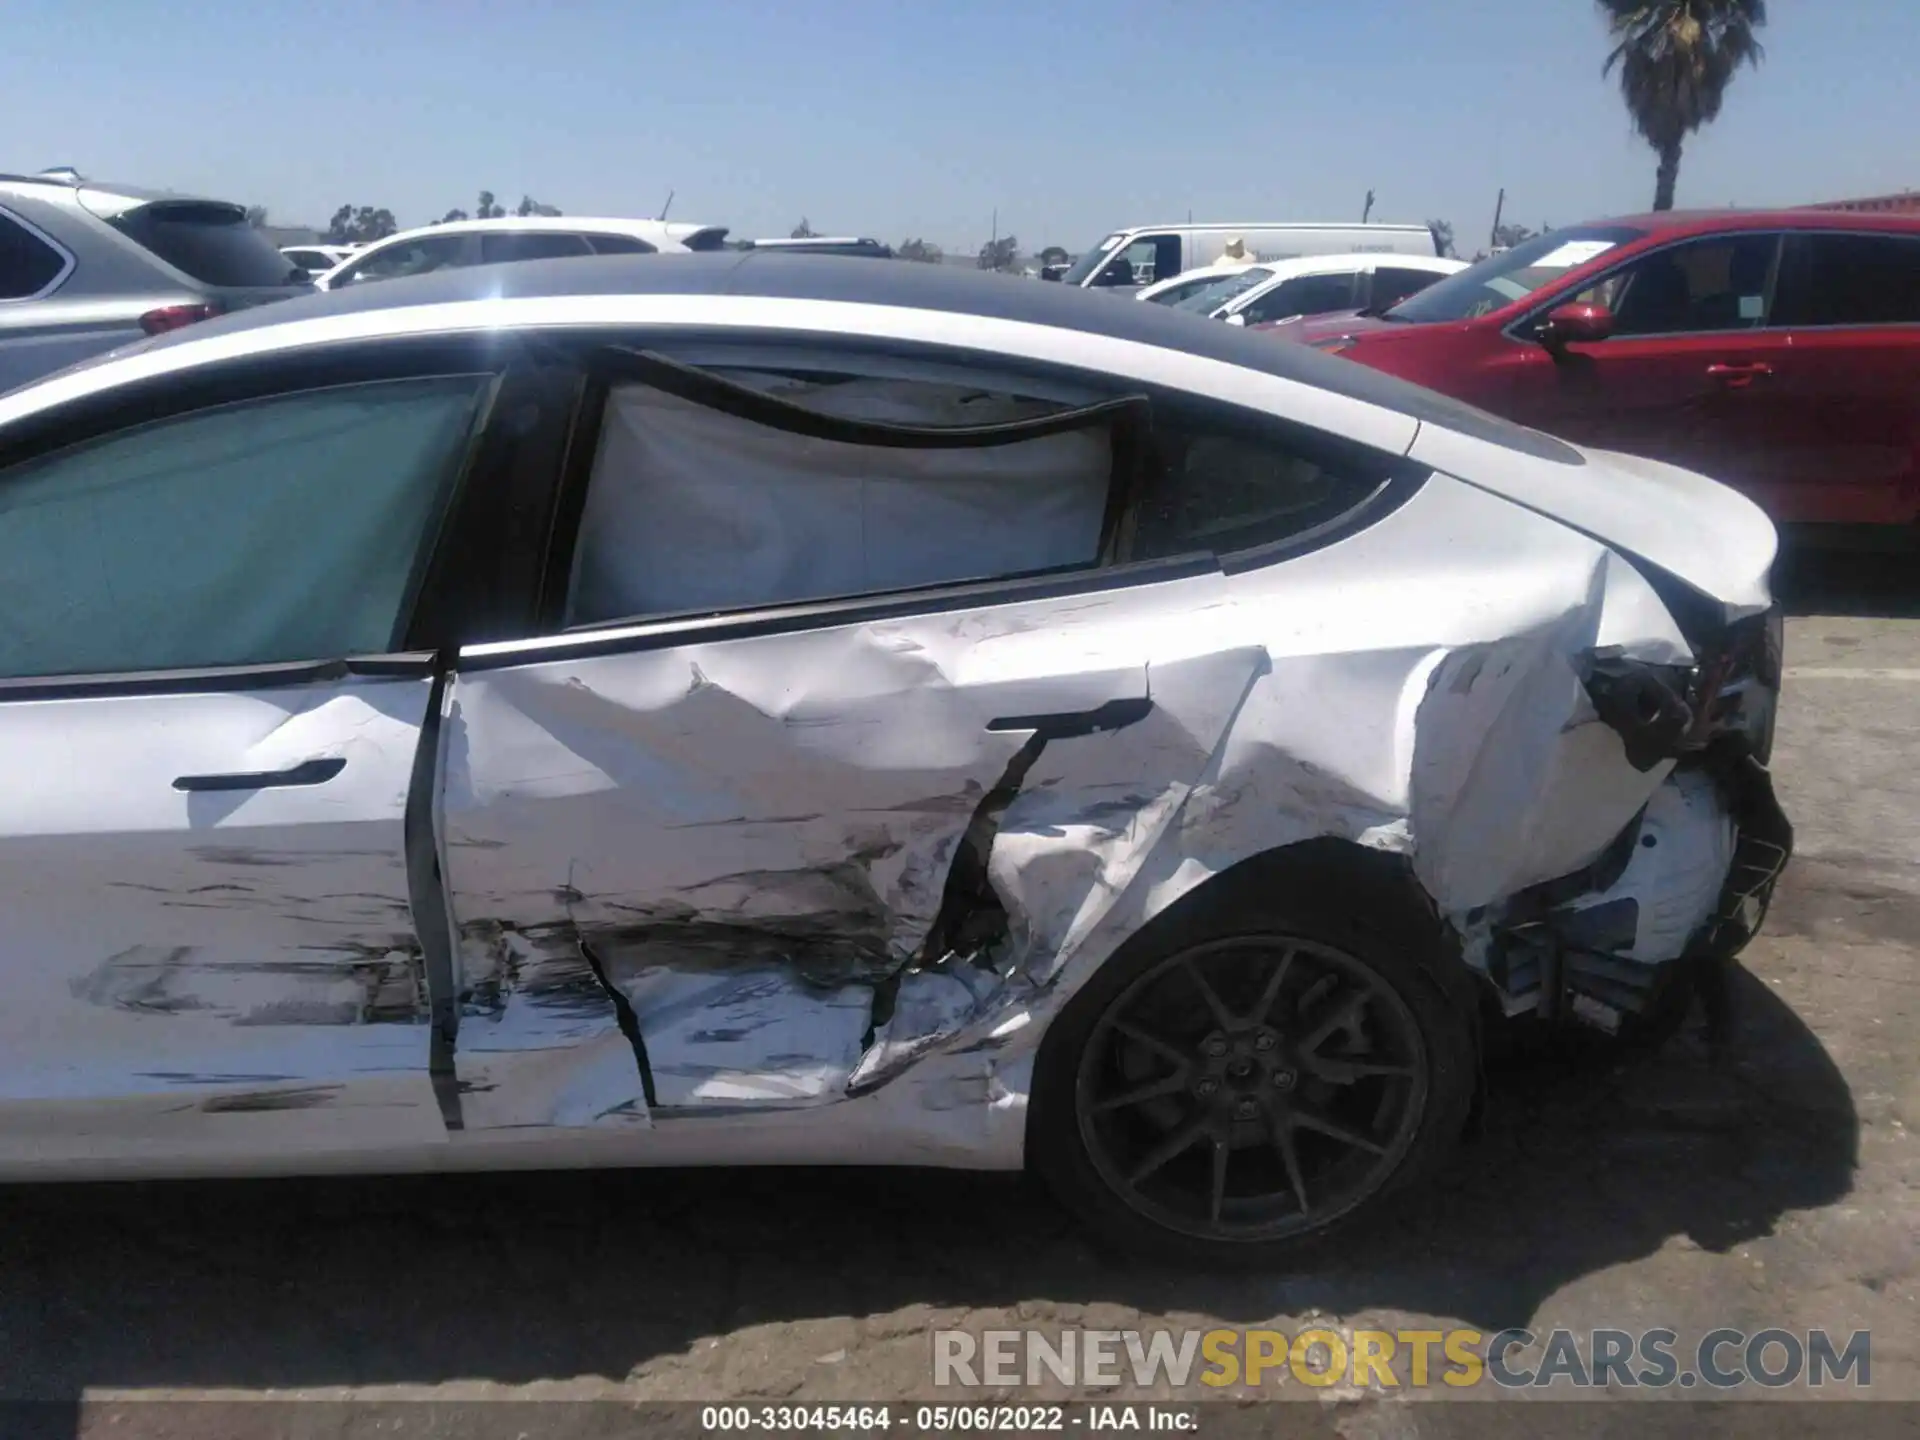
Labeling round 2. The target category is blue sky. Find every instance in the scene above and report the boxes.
[7,0,1916,251]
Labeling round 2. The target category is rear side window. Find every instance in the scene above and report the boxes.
[339,234,466,285]
[586,233,657,255]
[1372,266,1445,309]
[0,212,70,299]
[566,370,1117,625]
[677,228,731,253]
[0,376,488,678]
[109,202,299,287]
[1241,273,1355,325]
[480,231,592,264]
[1130,399,1398,562]
[1773,232,1920,326]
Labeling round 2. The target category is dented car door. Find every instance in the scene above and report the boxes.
[0,371,498,1165]
[434,353,1268,1125]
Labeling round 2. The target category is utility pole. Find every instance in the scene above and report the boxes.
[1489,188,1506,249]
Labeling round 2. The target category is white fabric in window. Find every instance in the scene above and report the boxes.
[0,376,485,678]
[566,378,1113,626]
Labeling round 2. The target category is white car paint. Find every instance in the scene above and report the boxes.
[0,273,1787,1190]
[1134,259,1268,307]
[1196,254,1468,326]
[312,216,727,291]
[279,244,355,277]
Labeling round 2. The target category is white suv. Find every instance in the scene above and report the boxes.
[314,216,730,290]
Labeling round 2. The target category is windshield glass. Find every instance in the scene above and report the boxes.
[1172,267,1278,314]
[1061,233,1127,286]
[1386,226,1647,323]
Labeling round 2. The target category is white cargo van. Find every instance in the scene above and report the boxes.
[1052,222,1442,291]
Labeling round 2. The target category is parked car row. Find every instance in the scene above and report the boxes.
[6,166,1919,530]
[1052,221,1443,290]
[1140,252,1467,326]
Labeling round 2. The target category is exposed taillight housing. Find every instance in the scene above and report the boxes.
[139,302,222,336]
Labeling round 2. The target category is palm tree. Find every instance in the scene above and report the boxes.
[1598,0,1768,212]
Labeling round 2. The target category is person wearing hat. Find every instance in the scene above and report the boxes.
[1217,235,1259,265]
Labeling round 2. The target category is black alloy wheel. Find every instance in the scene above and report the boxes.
[1074,934,1427,1242]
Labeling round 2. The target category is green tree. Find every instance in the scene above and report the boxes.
[1426,220,1455,258]
[897,238,944,264]
[515,195,563,217]
[1598,0,1768,212]
[977,235,1018,272]
[476,190,507,220]
[791,218,818,238]
[437,208,469,225]
[1037,245,1069,266]
[1493,223,1537,249]
[324,204,398,244]
[244,205,269,228]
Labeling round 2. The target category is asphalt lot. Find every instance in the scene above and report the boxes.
[0,547,1913,1436]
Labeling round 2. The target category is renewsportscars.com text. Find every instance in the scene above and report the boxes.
[933,1327,1872,1390]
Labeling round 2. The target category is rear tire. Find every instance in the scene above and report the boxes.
[1029,857,1477,1267]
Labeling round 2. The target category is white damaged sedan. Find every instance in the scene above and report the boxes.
[0,254,1790,1262]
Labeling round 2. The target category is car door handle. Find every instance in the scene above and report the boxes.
[1706,362,1774,387]
[172,757,347,792]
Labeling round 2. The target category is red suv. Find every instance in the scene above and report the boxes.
[1266,211,1920,527]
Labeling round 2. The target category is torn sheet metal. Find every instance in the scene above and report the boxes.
[437,572,1263,1124]
[614,964,872,1108]
[432,458,1767,1162]
[449,920,650,1130]
[0,676,445,1167]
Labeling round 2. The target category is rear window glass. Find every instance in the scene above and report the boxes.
[0,213,69,299]
[1131,401,1399,561]
[109,203,299,288]
[1774,232,1920,327]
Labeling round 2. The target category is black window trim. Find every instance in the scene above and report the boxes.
[478,326,1425,667]
[1500,229,1793,345]
[1771,229,1920,333]
[0,334,555,701]
[0,203,77,303]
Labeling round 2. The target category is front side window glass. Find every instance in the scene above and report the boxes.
[0,376,487,677]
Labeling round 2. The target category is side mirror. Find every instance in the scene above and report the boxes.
[1223,313,1247,327]
[1539,302,1614,350]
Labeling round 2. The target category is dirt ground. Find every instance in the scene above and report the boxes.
[0,550,1913,1436]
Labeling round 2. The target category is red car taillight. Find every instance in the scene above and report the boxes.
[139,302,222,336]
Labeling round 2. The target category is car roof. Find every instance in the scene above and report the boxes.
[363,216,719,243]
[3,252,1580,465]
[1581,207,1920,237]
[0,173,226,208]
